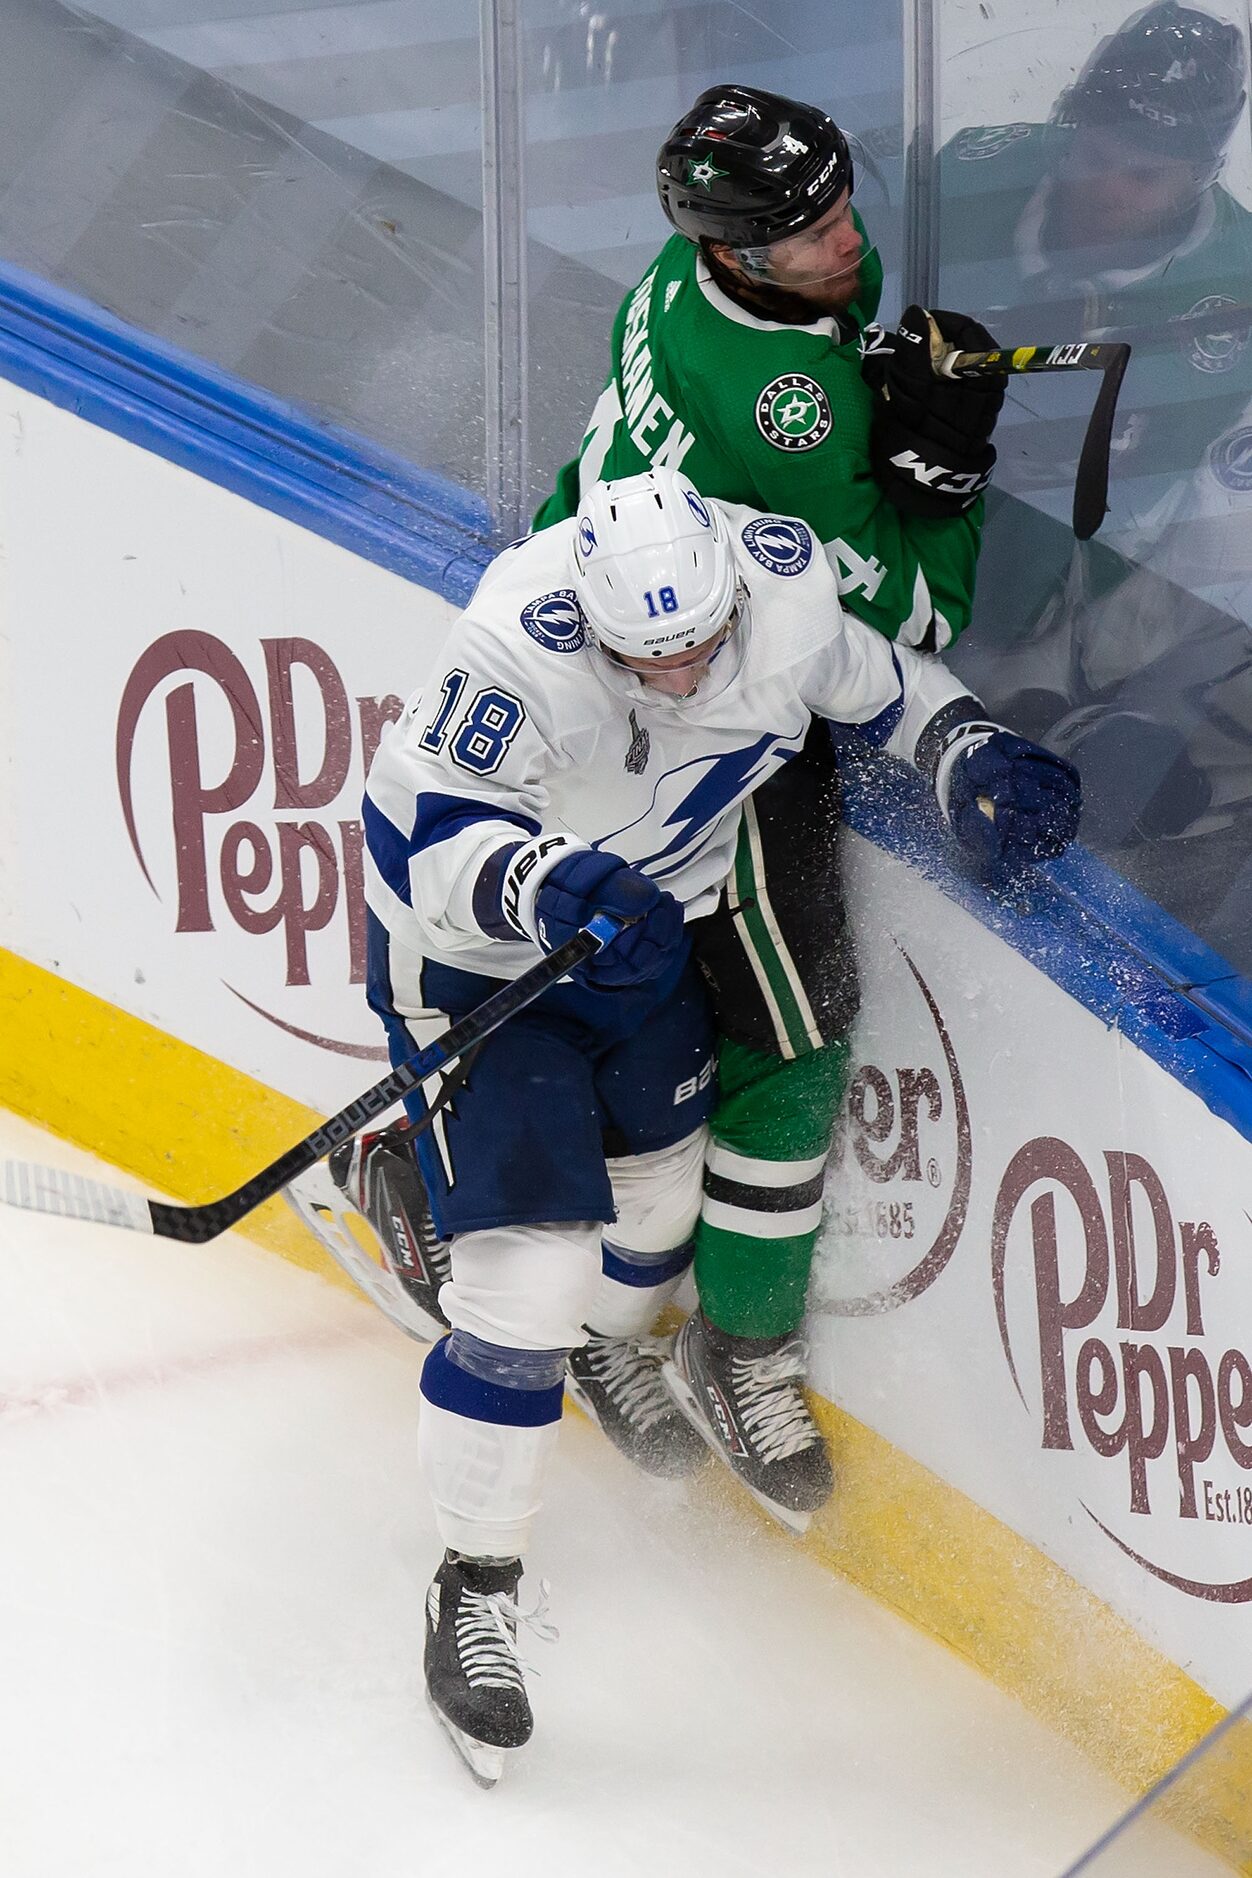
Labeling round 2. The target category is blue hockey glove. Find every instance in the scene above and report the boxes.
[533,849,685,989]
[945,731,1081,874]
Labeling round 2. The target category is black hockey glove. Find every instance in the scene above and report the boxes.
[860,306,1005,519]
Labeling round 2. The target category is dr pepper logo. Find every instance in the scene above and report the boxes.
[993,1139,1252,1603]
[116,631,401,1059]
[816,945,971,1317]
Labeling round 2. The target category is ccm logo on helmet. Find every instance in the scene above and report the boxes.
[806,150,840,196]
[520,589,588,654]
[741,516,814,576]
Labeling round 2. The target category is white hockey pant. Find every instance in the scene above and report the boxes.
[419,1127,705,1558]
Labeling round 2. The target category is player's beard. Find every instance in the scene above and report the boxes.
[1043,149,1207,260]
[812,263,863,313]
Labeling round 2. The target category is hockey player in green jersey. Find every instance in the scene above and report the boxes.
[533,92,1001,655]
[522,86,1009,1517]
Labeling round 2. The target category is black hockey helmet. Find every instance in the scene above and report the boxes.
[1058,3,1247,165]
[656,85,854,249]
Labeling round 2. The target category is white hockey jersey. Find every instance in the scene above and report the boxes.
[364,503,972,981]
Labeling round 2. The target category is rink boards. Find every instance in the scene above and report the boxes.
[0,280,1249,1865]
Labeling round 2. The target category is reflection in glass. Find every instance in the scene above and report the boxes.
[0,0,489,498]
[938,3,1252,974]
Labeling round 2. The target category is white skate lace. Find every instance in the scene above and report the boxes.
[587,1334,675,1433]
[456,1580,559,1690]
[731,1344,821,1464]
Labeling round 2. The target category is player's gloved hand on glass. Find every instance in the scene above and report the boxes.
[860,306,1004,519]
[533,849,685,988]
[942,730,1081,876]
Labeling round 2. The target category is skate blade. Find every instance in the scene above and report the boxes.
[285,1169,442,1344]
[426,1692,509,1788]
[662,1361,813,1537]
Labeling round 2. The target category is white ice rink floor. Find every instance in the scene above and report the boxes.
[0,1110,1225,1878]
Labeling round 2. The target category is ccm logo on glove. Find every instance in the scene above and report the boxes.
[860,305,1004,519]
[886,447,989,502]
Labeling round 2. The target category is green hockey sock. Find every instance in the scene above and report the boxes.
[694,1037,850,1339]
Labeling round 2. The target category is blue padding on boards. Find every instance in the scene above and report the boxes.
[0,261,494,605]
[421,1338,565,1428]
[839,750,1252,1146]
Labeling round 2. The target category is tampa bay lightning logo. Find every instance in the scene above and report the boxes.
[684,490,712,529]
[1210,426,1252,492]
[577,516,597,556]
[520,588,587,653]
[741,516,813,577]
[598,731,803,876]
[525,589,593,657]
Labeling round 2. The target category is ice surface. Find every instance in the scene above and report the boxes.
[0,1110,1223,1878]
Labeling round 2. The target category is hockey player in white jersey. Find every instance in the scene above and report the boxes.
[362,468,1080,1780]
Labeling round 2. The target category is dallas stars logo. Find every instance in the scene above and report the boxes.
[777,390,818,431]
[688,158,727,191]
[1178,295,1248,376]
[754,373,834,452]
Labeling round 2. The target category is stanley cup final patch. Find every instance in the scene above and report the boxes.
[624,707,651,774]
[754,373,833,451]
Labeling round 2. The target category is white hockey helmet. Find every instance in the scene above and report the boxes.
[571,469,739,662]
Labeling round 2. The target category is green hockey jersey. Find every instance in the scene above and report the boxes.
[533,225,983,650]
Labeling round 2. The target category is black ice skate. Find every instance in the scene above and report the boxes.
[285,1124,450,1341]
[328,1125,451,1334]
[664,1311,834,1534]
[424,1551,555,1788]
[566,1331,709,1479]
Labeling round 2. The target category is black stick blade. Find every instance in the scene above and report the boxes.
[1073,345,1131,540]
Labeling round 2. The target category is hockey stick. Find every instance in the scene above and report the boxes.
[936,339,1132,542]
[938,340,1130,382]
[0,913,623,1246]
